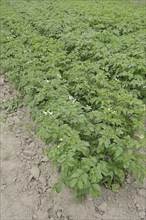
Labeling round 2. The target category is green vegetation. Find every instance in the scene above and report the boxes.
[1,0,146,200]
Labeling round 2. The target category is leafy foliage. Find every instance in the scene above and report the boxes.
[0,0,146,199]
[1,98,23,114]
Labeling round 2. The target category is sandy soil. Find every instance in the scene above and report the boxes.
[0,75,146,220]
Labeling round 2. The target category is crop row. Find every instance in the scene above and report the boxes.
[3,0,146,99]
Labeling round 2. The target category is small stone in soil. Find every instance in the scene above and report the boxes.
[133,199,137,204]
[127,195,132,199]
[41,156,48,162]
[23,134,30,140]
[137,189,146,198]
[0,76,5,86]
[39,175,47,186]
[87,197,93,202]
[126,177,131,184]
[35,205,39,211]
[118,203,122,208]
[35,160,40,165]
[32,214,37,219]
[1,185,6,191]
[30,166,40,179]
[29,142,35,148]
[41,211,49,219]
[26,138,33,144]
[94,213,102,218]
[97,202,107,212]
[28,175,34,182]
[135,203,141,210]
[15,131,21,137]
[56,211,62,218]
[37,148,43,154]
[48,207,54,218]
[128,204,132,209]
[12,177,17,182]
[23,150,35,156]
[138,211,146,219]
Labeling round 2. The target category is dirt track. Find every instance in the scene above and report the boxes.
[0,75,146,220]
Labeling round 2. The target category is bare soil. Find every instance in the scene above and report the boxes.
[0,75,146,220]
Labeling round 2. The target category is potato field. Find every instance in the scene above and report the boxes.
[1,0,146,200]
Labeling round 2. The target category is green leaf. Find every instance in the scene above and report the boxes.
[78,180,84,189]
[70,178,78,188]
[92,184,101,192]
[89,184,101,197]
[81,173,88,185]
[112,183,120,192]
[114,147,123,158]
[71,172,81,179]
[54,181,63,193]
